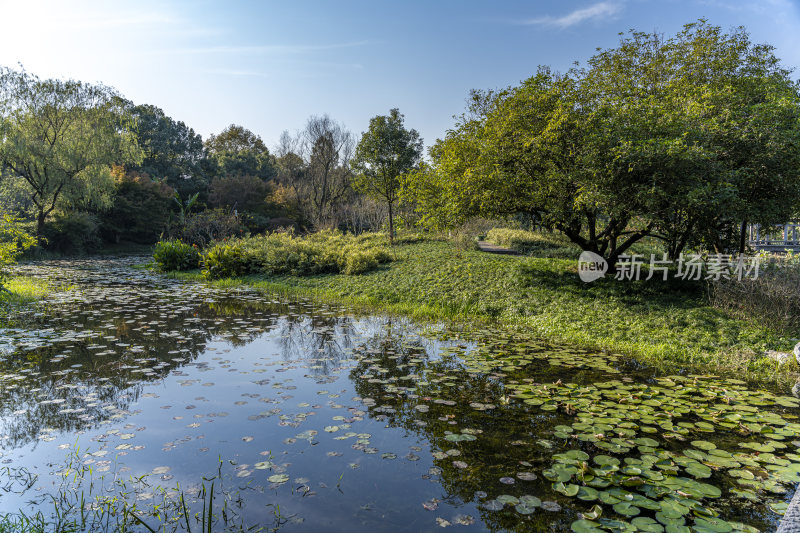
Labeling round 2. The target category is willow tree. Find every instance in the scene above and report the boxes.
[0,67,141,234]
[352,108,422,243]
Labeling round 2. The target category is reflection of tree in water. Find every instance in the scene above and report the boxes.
[273,314,410,377]
[0,260,348,451]
[347,330,581,533]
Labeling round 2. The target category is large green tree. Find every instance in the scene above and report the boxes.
[0,67,142,234]
[129,103,209,198]
[352,108,423,243]
[205,124,276,181]
[404,21,800,267]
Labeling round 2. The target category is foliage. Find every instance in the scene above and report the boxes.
[0,67,142,234]
[205,124,276,181]
[404,21,800,268]
[152,239,200,272]
[0,275,51,306]
[200,240,249,280]
[0,173,34,217]
[352,108,423,243]
[450,231,480,252]
[128,103,209,198]
[180,208,245,247]
[0,214,36,289]
[208,174,282,232]
[199,230,392,279]
[40,211,101,255]
[99,166,175,244]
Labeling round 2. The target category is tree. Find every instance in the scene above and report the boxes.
[0,67,141,234]
[296,115,355,228]
[205,124,276,181]
[129,103,209,199]
[98,166,175,244]
[405,21,800,268]
[352,108,422,243]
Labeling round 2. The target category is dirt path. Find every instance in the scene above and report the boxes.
[476,241,520,255]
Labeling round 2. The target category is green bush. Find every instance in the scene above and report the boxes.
[153,240,200,271]
[201,241,249,280]
[344,250,379,275]
[0,214,37,290]
[199,230,393,280]
[41,212,101,255]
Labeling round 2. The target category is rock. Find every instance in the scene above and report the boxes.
[766,350,792,365]
[794,342,800,364]
[793,381,800,399]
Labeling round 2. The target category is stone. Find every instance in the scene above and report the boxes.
[766,350,792,365]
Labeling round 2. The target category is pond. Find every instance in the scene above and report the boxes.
[0,258,796,532]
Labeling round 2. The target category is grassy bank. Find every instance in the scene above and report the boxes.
[1,276,51,306]
[0,276,57,331]
[166,240,796,385]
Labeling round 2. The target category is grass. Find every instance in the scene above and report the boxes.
[0,450,282,533]
[0,276,65,330]
[165,239,797,385]
[1,276,52,306]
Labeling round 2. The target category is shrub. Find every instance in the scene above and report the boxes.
[180,209,246,247]
[198,230,393,280]
[41,212,101,255]
[343,250,379,275]
[201,241,249,280]
[0,214,37,290]
[451,232,480,251]
[153,240,200,271]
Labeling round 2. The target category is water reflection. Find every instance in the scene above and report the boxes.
[0,259,792,532]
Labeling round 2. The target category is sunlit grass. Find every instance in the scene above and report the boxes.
[1,276,52,305]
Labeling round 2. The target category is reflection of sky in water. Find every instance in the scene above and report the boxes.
[0,259,489,532]
[0,259,789,532]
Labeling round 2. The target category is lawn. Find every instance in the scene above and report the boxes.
[169,239,796,384]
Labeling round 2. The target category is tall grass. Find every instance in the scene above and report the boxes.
[197,230,394,279]
[0,447,287,532]
[708,255,800,332]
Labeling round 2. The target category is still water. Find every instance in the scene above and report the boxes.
[0,259,796,532]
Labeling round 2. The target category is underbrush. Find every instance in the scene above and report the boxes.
[0,277,52,305]
[153,230,394,279]
[709,255,800,332]
[152,240,201,272]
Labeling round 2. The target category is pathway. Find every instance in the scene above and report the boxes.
[476,241,519,255]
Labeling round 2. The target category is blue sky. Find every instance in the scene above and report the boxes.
[1,0,799,152]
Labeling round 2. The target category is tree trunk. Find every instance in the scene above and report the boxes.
[739,219,747,255]
[36,209,46,236]
[388,201,394,245]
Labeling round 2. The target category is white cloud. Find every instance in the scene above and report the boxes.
[520,2,623,28]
